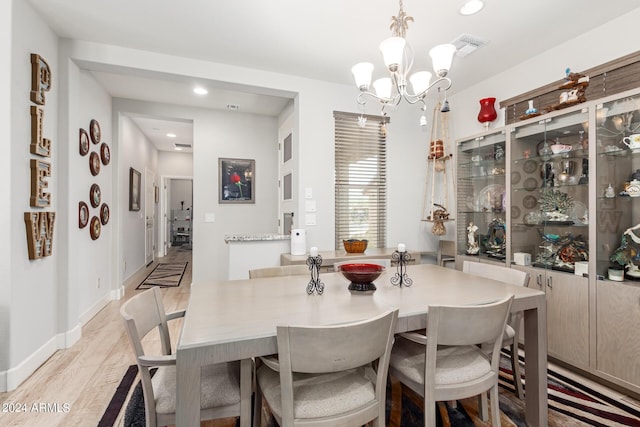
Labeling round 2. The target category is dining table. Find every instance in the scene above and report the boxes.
[176,263,547,426]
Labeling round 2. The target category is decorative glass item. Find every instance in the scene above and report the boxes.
[605,184,615,198]
[484,218,506,259]
[477,97,497,129]
[525,100,538,115]
[610,224,640,279]
[466,222,479,254]
[539,189,574,222]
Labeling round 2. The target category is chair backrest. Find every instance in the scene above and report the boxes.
[437,240,456,266]
[249,264,309,279]
[462,260,529,287]
[276,309,398,424]
[120,287,173,426]
[120,287,172,358]
[333,258,391,271]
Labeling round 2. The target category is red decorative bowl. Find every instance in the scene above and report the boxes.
[337,263,385,292]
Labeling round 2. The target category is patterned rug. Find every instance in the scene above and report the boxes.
[136,262,188,289]
[105,352,640,426]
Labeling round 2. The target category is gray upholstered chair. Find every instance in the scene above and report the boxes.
[249,264,309,279]
[389,295,513,426]
[254,309,398,427]
[120,287,252,427]
[463,260,530,398]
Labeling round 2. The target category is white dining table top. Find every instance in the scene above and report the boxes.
[179,263,543,354]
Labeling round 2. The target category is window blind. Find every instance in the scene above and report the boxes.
[334,111,388,250]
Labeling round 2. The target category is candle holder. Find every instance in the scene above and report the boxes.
[306,254,324,295]
[391,250,413,287]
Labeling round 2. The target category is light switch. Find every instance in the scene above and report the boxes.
[305,199,317,212]
[305,213,317,226]
[305,187,313,199]
[205,212,215,222]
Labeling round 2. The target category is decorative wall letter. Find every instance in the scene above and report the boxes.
[30,106,51,157]
[30,159,51,207]
[24,212,56,259]
[30,54,51,105]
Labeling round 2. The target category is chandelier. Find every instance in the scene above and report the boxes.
[351,0,456,123]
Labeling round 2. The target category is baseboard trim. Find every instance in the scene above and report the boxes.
[79,293,111,326]
[2,334,59,392]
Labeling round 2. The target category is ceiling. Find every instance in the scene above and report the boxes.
[28,0,640,151]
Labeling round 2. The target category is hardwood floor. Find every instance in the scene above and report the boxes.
[0,247,201,427]
[1,247,639,427]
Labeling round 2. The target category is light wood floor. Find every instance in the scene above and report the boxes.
[1,247,639,427]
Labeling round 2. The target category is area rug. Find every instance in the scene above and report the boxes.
[136,262,187,289]
[107,352,640,427]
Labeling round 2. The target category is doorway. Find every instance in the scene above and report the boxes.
[160,177,193,255]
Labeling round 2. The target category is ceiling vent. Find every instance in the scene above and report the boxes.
[174,142,192,149]
[450,33,488,57]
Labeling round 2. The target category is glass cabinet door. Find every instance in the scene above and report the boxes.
[510,109,589,273]
[596,94,640,282]
[456,130,507,263]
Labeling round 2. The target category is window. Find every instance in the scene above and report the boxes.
[334,111,388,250]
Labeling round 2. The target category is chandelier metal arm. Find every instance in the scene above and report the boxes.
[401,76,452,104]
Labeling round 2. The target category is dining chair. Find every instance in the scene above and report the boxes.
[389,295,513,426]
[249,264,310,279]
[120,287,252,427]
[437,240,456,267]
[253,309,399,427]
[462,260,530,398]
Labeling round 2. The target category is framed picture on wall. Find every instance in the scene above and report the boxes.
[219,158,255,204]
[129,167,141,211]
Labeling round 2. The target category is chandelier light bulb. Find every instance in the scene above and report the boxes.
[429,44,456,77]
[379,37,406,72]
[373,78,393,100]
[351,62,374,91]
[409,71,432,96]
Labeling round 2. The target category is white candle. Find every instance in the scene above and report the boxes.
[397,243,406,253]
[310,247,319,257]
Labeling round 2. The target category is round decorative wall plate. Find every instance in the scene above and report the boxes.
[523,159,537,174]
[90,216,101,240]
[90,184,101,208]
[523,177,538,191]
[522,195,538,209]
[79,128,89,156]
[90,119,101,144]
[90,151,101,176]
[100,143,110,165]
[100,203,110,225]
[79,201,89,228]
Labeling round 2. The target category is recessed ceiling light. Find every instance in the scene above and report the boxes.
[193,86,208,95]
[166,133,177,138]
[459,0,484,15]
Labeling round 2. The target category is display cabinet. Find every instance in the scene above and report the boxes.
[454,88,640,393]
[594,93,640,386]
[509,108,590,367]
[456,130,507,266]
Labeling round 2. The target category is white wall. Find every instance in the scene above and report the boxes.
[118,115,158,281]
[0,0,13,386]
[170,180,192,212]
[158,150,193,177]
[71,70,114,323]
[7,0,59,381]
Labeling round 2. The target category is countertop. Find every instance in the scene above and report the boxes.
[224,233,290,243]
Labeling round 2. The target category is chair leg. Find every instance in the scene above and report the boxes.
[511,344,525,398]
[388,376,403,427]
[490,384,501,426]
[425,395,437,427]
[477,392,489,422]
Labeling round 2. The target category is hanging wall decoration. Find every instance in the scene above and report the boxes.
[25,53,55,259]
[79,128,89,156]
[79,201,89,228]
[422,97,454,236]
